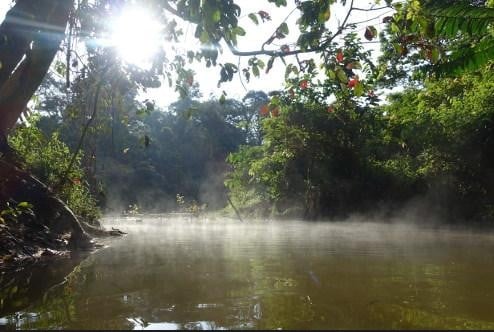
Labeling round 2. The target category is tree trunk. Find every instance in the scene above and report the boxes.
[0,0,73,136]
[0,0,39,85]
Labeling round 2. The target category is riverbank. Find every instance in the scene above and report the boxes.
[0,154,126,269]
[0,214,127,268]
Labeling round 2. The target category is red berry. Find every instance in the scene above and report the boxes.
[260,105,269,116]
[336,51,344,63]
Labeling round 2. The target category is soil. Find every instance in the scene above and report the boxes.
[0,154,124,269]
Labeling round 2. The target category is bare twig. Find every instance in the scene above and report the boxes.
[353,6,390,11]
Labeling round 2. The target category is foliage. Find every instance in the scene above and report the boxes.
[379,0,494,82]
[227,65,494,222]
[4,0,494,224]
[37,81,255,212]
[378,66,494,220]
[9,116,100,223]
[227,98,386,219]
[0,201,34,224]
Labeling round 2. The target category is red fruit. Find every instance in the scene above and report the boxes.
[348,78,358,88]
[260,104,269,116]
[299,80,309,90]
[336,51,344,63]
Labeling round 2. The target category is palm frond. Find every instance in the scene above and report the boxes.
[428,4,494,37]
[436,37,494,75]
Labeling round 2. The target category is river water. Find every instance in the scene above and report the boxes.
[2,216,494,329]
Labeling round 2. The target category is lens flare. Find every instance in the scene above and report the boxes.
[110,7,162,66]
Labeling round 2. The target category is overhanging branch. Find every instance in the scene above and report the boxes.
[161,1,388,61]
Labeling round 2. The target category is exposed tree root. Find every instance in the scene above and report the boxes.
[0,156,116,266]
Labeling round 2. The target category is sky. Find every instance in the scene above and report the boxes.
[0,1,393,109]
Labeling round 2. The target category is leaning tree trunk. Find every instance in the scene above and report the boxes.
[0,0,73,137]
[0,1,93,249]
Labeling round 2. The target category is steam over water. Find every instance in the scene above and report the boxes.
[3,216,494,329]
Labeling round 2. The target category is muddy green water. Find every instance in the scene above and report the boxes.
[2,217,494,329]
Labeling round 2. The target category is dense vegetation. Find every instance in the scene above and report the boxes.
[228,66,494,222]
[1,0,494,229]
[33,91,266,213]
[9,62,492,225]
[9,117,100,223]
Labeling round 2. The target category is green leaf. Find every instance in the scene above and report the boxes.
[268,0,287,7]
[266,56,275,74]
[279,22,289,35]
[354,81,364,97]
[436,37,494,76]
[285,64,298,79]
[17,202,33,209]
[335,67,348,83]
[318,8,331,22]
[429,4,494,38]
[212,10,221,23]
[390,22,400,33]
[199,30,209,43]
[430,47,440,64]
[233,26,246,36]
[326,69,336,80]
[248,13,259,25]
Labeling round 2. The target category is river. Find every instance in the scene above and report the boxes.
[2,216,494,329]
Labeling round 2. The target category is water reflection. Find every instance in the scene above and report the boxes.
[127,317,224,330]
[0,253,86,317]
[2,218,494,329]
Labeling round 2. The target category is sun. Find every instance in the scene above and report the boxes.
[110,7,163,66]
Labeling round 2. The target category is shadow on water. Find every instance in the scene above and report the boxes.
[0,252,88,320]
[2,216,494,329]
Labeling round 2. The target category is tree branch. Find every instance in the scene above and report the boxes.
[261,6,298,51]
[55,63,111,191]
[352,6,390,11]
[348,10,394,26]
[162,1,179,17]
[162,0,379,63]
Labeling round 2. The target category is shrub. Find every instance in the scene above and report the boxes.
[9,116,100,223]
